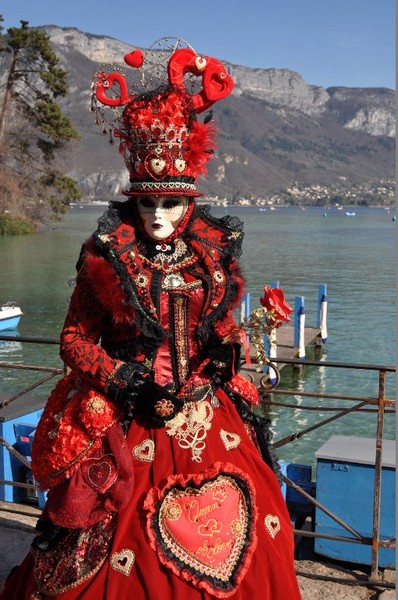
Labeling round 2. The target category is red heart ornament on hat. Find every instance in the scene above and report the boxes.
[124,49,144,68]
[144,463,258,597]
[95,72,132,106]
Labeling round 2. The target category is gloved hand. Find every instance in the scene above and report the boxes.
[107,361,151,408]
[205,342,241,384]
[107,362,183,427]
[134,380,184,427]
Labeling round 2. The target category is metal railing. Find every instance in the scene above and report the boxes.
[0,334,396,589]
[257,356,396,588]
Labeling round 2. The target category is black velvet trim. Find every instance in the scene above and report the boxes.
[222,385,282,483]
[150,471,256,593]
[149,270,163,313]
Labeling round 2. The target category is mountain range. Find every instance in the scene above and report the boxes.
[7,27,397,202]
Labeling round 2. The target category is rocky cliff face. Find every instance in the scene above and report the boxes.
[2,26,395,201]
[231,65,330,116]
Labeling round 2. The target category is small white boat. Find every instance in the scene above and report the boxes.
[0,303,23,331]
[345,211,356,216]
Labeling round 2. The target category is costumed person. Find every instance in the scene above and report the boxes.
[0,38,302,600]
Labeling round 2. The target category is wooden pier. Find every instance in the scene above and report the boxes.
[241,325,323,383]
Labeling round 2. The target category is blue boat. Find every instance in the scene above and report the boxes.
[0,303,23,331]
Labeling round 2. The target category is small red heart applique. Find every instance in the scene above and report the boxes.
[264,514,281,539]
[81,454,117,493]
[110,549,135,576]
[132,439,155,462]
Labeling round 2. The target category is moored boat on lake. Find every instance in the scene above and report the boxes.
[0,303,23,331]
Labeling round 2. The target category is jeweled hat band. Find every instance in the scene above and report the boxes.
[123,176,200,197]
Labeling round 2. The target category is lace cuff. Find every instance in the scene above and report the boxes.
[106,361,150,404]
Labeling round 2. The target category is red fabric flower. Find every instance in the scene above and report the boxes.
[31,373,123,489]
[260,287,292,329]
[227,374,260,406]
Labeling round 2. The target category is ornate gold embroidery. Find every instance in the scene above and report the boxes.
[163,275,202,291]
[98,234,110,243]
[243,421,262,455]
[220,429,241,451]
[139,239,196,273]
[213,270,224,283]
[174,295,189,384]
[135,274,149,287]
[86,397,106,413]
[132,439,155,462]
[165,503,182,520]
[230,518,243,536]
[264,514,281,539]
[165,400,213,462]
[110,549,136,576]
[32,513,115,595]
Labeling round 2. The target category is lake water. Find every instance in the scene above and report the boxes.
[0,204,396,466]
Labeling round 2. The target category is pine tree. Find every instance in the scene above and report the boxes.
[0,17,82,223]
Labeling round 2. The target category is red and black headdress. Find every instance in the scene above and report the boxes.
[91,38,234,196]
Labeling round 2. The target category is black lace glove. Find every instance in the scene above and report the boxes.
[107,362,183,427]
[205,342,241,384]
[134,380,184,427]
[106,362,150,408]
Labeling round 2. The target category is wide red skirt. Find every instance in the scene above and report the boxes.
[0,390,301,599]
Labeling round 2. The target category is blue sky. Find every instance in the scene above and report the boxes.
[1,0,395,89]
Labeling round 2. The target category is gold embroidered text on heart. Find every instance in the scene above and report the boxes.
[144,465,258,597]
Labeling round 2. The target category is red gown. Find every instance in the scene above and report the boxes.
[0,202,301,599]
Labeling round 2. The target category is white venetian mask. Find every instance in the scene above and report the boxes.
[137,196,189,240]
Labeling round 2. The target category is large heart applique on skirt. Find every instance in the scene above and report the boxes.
[144,462,258,597]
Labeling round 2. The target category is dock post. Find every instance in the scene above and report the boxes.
[317,284,328,343]
[240,292,251,322]
[294,296,306,358]
[263,329,278,385]
[264,281,280,384]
